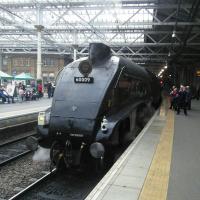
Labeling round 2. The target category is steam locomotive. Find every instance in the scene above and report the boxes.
[28,43,161,170]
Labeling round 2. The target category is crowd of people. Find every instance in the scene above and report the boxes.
[0,85,15,103]
[169,85,193,116]
[0,81,55,104]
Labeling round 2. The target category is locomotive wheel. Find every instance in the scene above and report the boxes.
[118,119,131,147]
[50,141,64,170]
[136,105,147,129]
[136,104,154,129]
[94,157,105,172]
[104,146,118,168]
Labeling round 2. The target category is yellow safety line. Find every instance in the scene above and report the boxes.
[159,104,166,117]
[138,109,174,200]
[159,95,170,117]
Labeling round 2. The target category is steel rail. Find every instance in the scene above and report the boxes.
[8,168,57,200]
[0,120,37,131]
[0,132,37,147]
[0,133,38,167]
[0,150,31,167]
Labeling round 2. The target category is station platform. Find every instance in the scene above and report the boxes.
[0,98,52,120]
[86,99,200,200]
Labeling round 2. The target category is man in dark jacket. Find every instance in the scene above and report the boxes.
[177,85,187,116]
[186,86,192,110]
[47,82,52,99]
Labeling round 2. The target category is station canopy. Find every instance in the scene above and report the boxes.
[0,0,200,74]
[14,72,34,80]
[0,70,13,79]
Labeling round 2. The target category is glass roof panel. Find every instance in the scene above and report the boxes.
[0,0,154,53]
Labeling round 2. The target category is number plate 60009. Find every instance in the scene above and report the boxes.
[74,77,94,83]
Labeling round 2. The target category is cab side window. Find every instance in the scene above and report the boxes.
[117,73,132,103]
[105,72,150,115]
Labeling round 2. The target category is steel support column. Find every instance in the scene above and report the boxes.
[0,53,2,71]
[73,30,78,61]
[35,25,44,80]
[73,49,77,61]
[35,6,43,80]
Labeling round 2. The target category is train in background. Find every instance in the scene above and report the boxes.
[27,43,161,170]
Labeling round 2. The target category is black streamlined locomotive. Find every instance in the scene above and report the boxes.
[29,43,161,169]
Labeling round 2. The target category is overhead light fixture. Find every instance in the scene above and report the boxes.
[168,52,171,57]
[164,65,168,69]
[172,30,176,38]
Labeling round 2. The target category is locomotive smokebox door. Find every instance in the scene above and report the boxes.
[74,60,94,84]
[78,60,92,77]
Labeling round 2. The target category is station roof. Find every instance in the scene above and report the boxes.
[0,0,200,73]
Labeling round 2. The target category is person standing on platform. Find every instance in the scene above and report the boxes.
[186,86,192,110]
[47,82,52,99]
[169,86,178,110]
[51,82,55,97]
[18,86,24,102]
[169,86,175,108]
[177,85,187,116]
[22,83,25,91]
[37,83,43,98]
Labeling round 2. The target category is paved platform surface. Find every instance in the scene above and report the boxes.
[167,100,200,200]
[86,99,200,200]
[0,98,52,119]
[86,105,167,200]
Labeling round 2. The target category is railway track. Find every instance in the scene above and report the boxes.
[8,168,105,200]
[5,145,128,200]
[8,168,57,200]
[0,120,37,142]
[0,134,36,167]
[0,153,51,200]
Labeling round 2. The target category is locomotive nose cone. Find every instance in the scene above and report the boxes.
[25,136,38,151]
[90,142,105,158]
